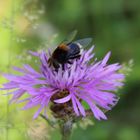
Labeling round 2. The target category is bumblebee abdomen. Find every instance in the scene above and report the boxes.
[52,47,68,64]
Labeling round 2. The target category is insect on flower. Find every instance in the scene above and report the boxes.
[0,31,125,121]
[48,30,92,70]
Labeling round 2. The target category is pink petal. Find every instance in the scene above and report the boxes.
[90,104,107,120]
[33,104,45,119]
[101,52,111,66]
[71,95,80,116]
[28,51,39,57]
[54,94,71,103]
[75,97,86,116]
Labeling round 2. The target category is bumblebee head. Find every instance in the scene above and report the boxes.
[48,57,60,70]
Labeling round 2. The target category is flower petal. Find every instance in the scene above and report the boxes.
[101,52,111,66]
[71,95,80,116]
[54,94,71,104]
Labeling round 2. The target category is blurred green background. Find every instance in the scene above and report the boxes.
[0,0,140,140]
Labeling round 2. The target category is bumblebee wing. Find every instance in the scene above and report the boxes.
[60,30,78,44]
[74,38,93,48]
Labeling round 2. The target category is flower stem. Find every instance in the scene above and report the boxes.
[60,120,73,140]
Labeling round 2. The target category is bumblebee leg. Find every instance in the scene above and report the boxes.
[62,64,65,71]
[67,61,72,64]
[69,54,81,59]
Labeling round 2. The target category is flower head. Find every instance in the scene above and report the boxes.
[1,46,125,120]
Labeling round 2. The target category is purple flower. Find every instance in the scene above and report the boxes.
[1,46,125,120]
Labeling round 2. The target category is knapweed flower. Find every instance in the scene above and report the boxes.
[1,46,125,120]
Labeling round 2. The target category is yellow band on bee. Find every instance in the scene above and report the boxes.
[58,44,69,51]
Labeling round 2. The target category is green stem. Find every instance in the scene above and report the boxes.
[60,120,73,140]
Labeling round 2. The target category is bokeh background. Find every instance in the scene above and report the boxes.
[0,0,140,140]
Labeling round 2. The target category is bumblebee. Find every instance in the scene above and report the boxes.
[48,31,92,70]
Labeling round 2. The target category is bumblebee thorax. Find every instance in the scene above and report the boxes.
[58,43,69,51]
